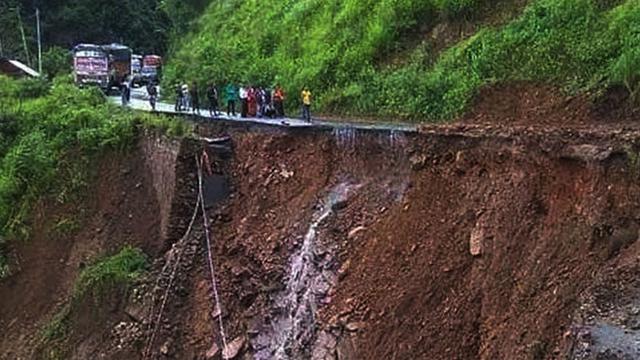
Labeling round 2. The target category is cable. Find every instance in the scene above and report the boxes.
[196,152,229,353]
[143,191,201,359]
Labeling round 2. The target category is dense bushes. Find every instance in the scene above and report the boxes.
[165,0,640,121]
[0,78,134,240]
[0,76,189,277]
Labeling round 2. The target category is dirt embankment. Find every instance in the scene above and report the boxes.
[0,132,189,359]
[3,117,640,360]
[139,121,640,360]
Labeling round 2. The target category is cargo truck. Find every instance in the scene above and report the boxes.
[103,43,132,92]
[72,44,109,89]
[140,55,163,85]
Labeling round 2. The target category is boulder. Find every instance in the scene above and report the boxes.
[560,144,612,162]
[206,343,220,359]
[345,321,366,332]
[222,336,246,359]
[348,226,366,239]
[469,225,484,257]
[409,154,427,171]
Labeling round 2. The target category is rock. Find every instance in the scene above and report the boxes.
[561,144,612,162]
[222,336,246,359]
[338,260,351,280]
[455,150,470,173]
[409,154,427,171]
[210,306,222,319]
[160,343,170,355]
[124,303,145,322]
[348,226,366,240]
[469,225,484,257]
[231,266,249,277]
[206,343,220,359]
[279,169,294,179]
[345,321,366,332]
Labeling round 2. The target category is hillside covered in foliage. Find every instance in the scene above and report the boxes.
[0,76,187,277]
[164,0,640,121]
[0,0,171,68]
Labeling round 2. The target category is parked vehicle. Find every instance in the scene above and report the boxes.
[140,55,162,85]
[131,54,143,86]
[103,43,132,91]
[72,44,109,89]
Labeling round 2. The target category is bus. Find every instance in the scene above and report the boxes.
[72,44,109,89]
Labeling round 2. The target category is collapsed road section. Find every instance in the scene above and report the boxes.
[2,118,640,360]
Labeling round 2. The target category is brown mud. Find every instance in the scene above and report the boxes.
[2,85,640,359]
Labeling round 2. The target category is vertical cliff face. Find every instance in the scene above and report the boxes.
[143,124,640,360]
[2,124,640,360]
[0,133,189,359]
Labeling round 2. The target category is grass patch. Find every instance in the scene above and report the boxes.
[72,246,147,301]
[0,254,8,278]
[137,113,192,138]
[165,0,640,121]
[53,218,81,236]
[41,305,71,342]
[37,247,147,358]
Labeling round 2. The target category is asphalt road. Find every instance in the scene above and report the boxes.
[110,87,418,133]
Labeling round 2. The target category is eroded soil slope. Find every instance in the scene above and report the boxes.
[3,119,640,360]
[0,133,186,359]
[142,123,640,360]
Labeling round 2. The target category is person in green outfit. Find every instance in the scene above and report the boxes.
[224,82,238,117]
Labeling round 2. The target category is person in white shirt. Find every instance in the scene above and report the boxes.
[239,85,249,118]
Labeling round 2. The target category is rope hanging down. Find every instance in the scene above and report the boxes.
[143,191,202,359]
[197,152,229,353]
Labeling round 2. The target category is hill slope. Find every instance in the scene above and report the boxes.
[164,0,640,121]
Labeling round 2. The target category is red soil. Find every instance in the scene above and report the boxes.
[3,84,640,360]
[0,136,176,359]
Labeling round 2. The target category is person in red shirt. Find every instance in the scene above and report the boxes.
[247,86,257,117]
[273,85,285,118]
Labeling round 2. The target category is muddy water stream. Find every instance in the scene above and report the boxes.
[252,183,358,359]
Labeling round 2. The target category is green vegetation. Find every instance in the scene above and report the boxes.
[165,0,640,121]
[41,47,73,80]
[73,246,147,300]
[0,0,169,68]
[0,76,134,241]
[0,75,189,277]
[39,246,147,358]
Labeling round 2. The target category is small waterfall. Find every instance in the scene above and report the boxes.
[378,129,408,154]
[253,183,357,360]
[333,127,357,148]
[388,130,407,148]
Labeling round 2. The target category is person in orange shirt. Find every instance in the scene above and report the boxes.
[273,85,286,118]
[301,87,312,122]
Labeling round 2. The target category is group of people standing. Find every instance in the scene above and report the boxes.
[171,82,312,122]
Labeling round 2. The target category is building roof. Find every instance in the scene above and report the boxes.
[0,58,40,78]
